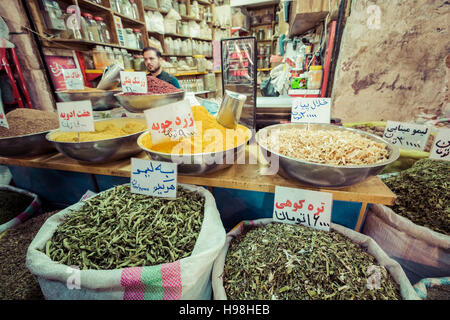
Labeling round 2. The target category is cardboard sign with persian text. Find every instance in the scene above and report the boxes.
[429,128,450,161]
[120,71,147,93]
[383,121,430,151]
[57,100,95,132]
[130,158,177,198]
[62,68,84,90]
[273,186,332,232]
[144,99,196,145]
[291,98,331,124]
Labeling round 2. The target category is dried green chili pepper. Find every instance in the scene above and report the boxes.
[40,185,205,270]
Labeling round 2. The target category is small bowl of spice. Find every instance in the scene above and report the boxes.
[0,108,59,157]
[115,76,185,113]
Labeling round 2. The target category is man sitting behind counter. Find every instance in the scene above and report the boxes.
[143,46,181,89]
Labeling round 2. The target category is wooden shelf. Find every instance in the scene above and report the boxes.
[289,11,329,37]
[173,71,208,76]
[113,13,145,26]
[76,0,110,12]
[47,38,143,52]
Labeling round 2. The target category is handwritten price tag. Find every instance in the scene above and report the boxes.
[0,103,8,129]
[144,99,196,145]
[291,98,331,124]
[383,121,430,151]
[120,71,147,93]
[130,158,177,198]
[429,128,450,161]
[57,100,95,132]
[273,186,332,232]
[62,68,84,90]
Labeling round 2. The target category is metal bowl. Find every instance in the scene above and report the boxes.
[56,90,122,111]
[0,130,56,157]
[256,123,400,187]
[114,91,185,113]
[46,119,147,164]
[137,127,253,175]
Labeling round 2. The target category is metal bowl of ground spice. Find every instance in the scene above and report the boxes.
[114,76,185,113]
[0,109,59,157]
[46,118,147,163]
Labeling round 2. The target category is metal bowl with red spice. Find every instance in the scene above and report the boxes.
[115,76,185,113]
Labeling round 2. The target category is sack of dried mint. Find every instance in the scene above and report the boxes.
[212,219,420,300]
[26,184,225,300]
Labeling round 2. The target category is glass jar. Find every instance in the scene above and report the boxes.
[81,13,95,42]
[133,29,143,49]
[179,1,186,16]
[121,49,132,69]
[266,26,273,40]
[133,55,145,71]
[104,46,114,66]
[79,12,90,41]
[93,45,108,69]
[265,44,271,55]
[307,65,323,90]
[130,0,139,20]
[124,28,136,48]
[112,0,122,13]
[61,8,82,39]
[84,13,101,42]
[121,0,133,18]
[113,48,124,69]
[110,0,118,12]
[95,16,111,43]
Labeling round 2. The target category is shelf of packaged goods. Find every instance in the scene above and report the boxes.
[75,0,111,12]
[112,13,145,26]
[47,38,144,52]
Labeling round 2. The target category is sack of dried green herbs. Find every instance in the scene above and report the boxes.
[362,204,450,285]
[0,185,41,234]
[26,184,225,300]
[212,218,420,300]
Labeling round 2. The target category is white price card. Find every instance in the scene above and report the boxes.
[120,71,147,93]
[383,121,430,151]
[144,99,196,145]
[291,98,331,124]
[429,128,450,161]
[0,103,8,129]
[130,158,177,198]
[273,186,332,232]
[57,100,95,132]
[62,68,84,90]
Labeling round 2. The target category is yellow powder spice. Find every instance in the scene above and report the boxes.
[141,105,250,154]
[50,118,147,142]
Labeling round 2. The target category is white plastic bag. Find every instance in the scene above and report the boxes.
[150,11,165,34]
[212,218,420,300]
[26,184,226,300]
[159,0,172,13]
[362,204,450,285]
[164,9,181,35]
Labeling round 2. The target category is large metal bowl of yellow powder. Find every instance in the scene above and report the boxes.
[46,118,147,163]
[137,105,253,175]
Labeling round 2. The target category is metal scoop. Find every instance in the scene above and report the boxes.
[97,63,123,90]
[215,90,247,129]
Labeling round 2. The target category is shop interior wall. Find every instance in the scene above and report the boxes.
[331,0,450,122]
[0,0,55,111]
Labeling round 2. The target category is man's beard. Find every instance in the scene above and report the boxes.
[148,65,161,75]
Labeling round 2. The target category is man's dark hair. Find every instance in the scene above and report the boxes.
[143,46,162,58]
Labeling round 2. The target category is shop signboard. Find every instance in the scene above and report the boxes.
[291,97,331,123]
[56,100,94,132]
[429,128,450,161]
[383,121,430,151]
[273,186,332,232]
[130,158,177,198]
[144,99,196,145]
[120,71,147,93]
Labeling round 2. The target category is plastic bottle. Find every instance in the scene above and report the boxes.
[307,65,323,90]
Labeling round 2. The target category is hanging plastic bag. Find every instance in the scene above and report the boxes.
[26,184,226,300]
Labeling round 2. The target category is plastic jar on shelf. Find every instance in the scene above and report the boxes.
[121,0,133,18]
[81,13,95,42]
[113,48,125,69]
[93,16,105,43]
[85,13,101,42]
[266,26,273,40]
[307,65,323,90]
[194,55,206,72]
[104,46,115,65]
[133,55,145,71]
[179,1,186,16]
[133,29,144,49]
[124,28,136,48]
[130,0,139,20]
[94,16,111,43]
[121,49,132,69]
[93,45,108,70]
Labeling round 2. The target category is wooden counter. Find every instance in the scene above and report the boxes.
[0,151,396,231]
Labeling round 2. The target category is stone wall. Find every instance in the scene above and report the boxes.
[0,0,55,111]
[331,0,449,122]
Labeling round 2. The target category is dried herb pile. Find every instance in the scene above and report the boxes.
[383,158,450,235]
[0,210,58,300]
[0,190,34,225]
[425,285,450,300]
[223,223,401,300]
[43,185,205,270]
